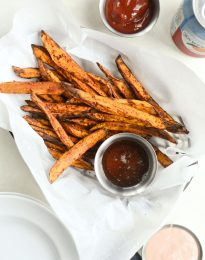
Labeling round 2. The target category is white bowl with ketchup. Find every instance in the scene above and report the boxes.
[99,0,160,37]
[94,133,157,197]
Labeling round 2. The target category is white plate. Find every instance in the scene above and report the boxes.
[0,193,79,260]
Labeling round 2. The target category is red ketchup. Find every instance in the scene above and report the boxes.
[105,0,153,34]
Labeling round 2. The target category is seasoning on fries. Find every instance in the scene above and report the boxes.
[0,30,189,183]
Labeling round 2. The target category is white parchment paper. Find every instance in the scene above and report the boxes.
[0,0,204,259]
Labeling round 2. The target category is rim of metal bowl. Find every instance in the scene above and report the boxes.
[94,133,157,197]
[99,0,160,38]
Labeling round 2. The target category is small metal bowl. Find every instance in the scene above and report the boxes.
[142,224,203,260]
[99,0,160,37]
[94,133,157,197]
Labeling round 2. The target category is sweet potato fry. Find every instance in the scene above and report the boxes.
[25,100,38,108]
[45,141,66,152]
[35,118,51,126]
[64,84,165,129]
[106,82,122,98]
[69,118,96,128]
[37,59,65,102]
[39,94,55,102]
[29,124,58,139]
[32,45,96,95]
[97,62,135,99]
[22,104,85,119]
[116,55,187,133]
[45,67,64,83]
[49,129,107,183]
[32,44,57,68]
[115,99,156,115]
[48,95,65,103]
[12,66,41,79]
[48,148,93,170]
[31,93,74,148]
[36,130,78,145]
[87,112,146,127]
[71,77,97,95]
[0,81,64,94]
[90,122,176,143]
[87,72,110,95]
[37,59,61,83]
[44,103,91,114]
[23,115,51,130]
[66,98,84,105]
[36,131,64,146]
[21,105,43,115]
[41,30,107,96]
[61,122,89,138]
[152,144,173,167]
[48,147,63,159]
[37,59,51,81]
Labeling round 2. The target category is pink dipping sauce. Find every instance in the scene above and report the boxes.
[144,226,201,260]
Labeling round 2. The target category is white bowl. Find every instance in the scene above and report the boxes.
[99,0,160,37]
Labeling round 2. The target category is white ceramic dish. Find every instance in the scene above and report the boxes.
[0,193,79,260]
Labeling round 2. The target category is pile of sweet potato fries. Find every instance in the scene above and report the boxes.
[0,31,188,183]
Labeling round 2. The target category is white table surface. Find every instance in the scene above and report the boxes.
[0,0,204,257]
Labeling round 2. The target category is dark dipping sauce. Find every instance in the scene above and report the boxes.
[105,0,154,34]
[102,140,149,188]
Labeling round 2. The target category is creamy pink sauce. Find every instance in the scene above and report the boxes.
[144,226,200,260]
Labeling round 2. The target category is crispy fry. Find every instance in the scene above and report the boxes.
[37,59,65,102]
[32,44,73,84]
[152,144,173,167]
[22,104,82,118]
[116,55,187,133]
[36,129,78,144]
[69,118,96,128]
[64,84,165,129]
[35,118,51,126]
[0,81,64,94]
[49,129,107,183]
[61,122,89,138]
[90,122,176,143]
[45,67,63,82]
[30,124,58,138]
[37,59,62,83]
[71,77,97,95]
[12,66,41,79]
[115,99,156,115]
[48,148,93,170]
[44,103,91,114]
[45,141,66,152]
[41,30,107,96]
[25,100,38,108]
[37,59,51,81]
[33,47,96,95]
[48,147,63,159]
[40,94,55,102]
[32,44,57,68]
[87,112,146,127]
[87,72,110,95]
[21,105,43,115]
[107,81,122,98]
[66,98,84,105]
[97,62,135,99]
[23,115,51,130]
[37,131,62,145]
[48,95,65,103]
[31,93,74,148]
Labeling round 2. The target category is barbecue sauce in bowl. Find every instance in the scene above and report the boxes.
[102,140,149,187]
[105,0,154,34]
